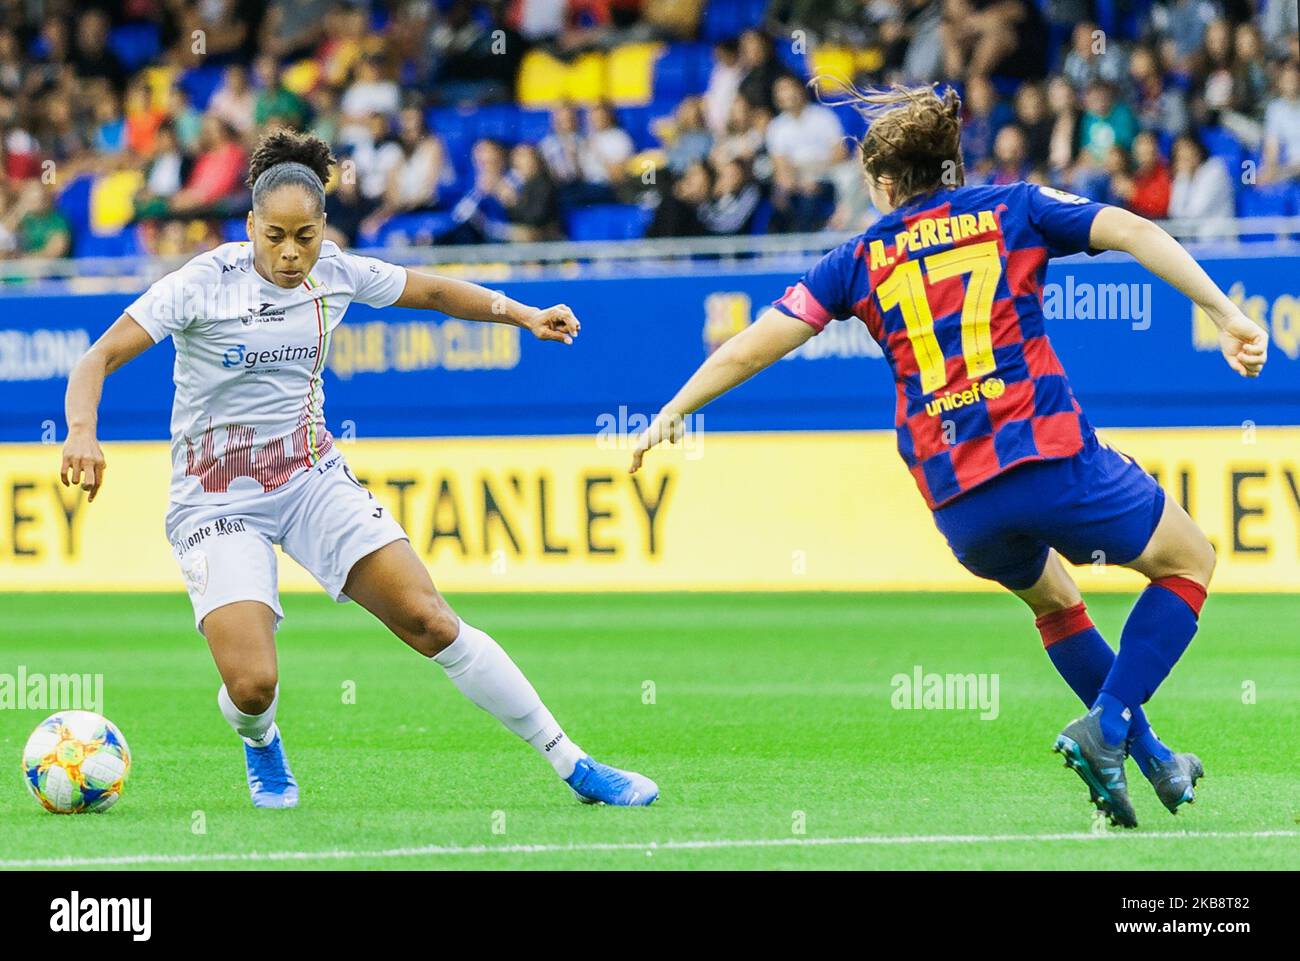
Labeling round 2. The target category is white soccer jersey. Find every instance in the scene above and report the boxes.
[124,240,408,507]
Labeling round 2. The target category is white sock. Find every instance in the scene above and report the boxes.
[218,683,280,748]
[433,618,585,778]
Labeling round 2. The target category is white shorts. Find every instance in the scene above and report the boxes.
[164,451,408,634]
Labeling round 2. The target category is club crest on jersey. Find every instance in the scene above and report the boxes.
[180,550,208,596]
[241,301,287,326]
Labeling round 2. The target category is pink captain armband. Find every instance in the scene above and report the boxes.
[775,282,833,333]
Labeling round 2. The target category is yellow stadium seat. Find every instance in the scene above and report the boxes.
[854,48,885,73]
[141,67,176,110]
[810,46,855,85]
[563,51,607,106]
[605,42,664,107]
[282,58,320,96]
[90,170,144,235]
[517,50,569,107]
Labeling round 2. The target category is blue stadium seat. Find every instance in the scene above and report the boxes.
[73,226,142,259]
[564,204,653,241]
[179,65,226,111]
[652,43,712,102]
[517,109,555,144]
[617,102,676,151]
[221,218,247,243]
[701,0,768,42]
[830,103,867,141]
[109,23,162,72]
[775,40,809,79]
[374,211,458,247]
[473,103,525,144]
[1200,127,1245,185]
[56,176,94,237]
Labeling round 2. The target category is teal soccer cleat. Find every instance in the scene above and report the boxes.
[1054,707,1138,828]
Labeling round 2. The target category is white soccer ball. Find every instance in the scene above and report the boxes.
[21,711,131,814]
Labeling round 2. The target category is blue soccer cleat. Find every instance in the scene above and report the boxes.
[244,729,299,809]
[565,756,658,806]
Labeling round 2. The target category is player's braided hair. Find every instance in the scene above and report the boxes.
[820,81,965,206]
[246,129,336,213]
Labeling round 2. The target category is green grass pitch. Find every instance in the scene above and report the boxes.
[0,591,1296,870]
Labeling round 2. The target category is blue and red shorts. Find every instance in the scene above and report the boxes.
[931,433,1166,591]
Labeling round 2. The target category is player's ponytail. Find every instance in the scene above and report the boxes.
[246,129,336,213]
[818,80,965,205]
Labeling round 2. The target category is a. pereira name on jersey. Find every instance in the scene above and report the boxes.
[221,343,320,370]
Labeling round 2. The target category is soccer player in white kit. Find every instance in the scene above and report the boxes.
[60,130,657,808]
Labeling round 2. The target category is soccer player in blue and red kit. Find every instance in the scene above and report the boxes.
[629,85,1268,827]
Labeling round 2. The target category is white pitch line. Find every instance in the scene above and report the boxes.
[3,829,1299,869]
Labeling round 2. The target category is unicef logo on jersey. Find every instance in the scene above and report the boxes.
[220,342,320,371]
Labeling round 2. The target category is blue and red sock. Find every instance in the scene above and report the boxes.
[1036,602,1173,776]
[1096,576,1206,751]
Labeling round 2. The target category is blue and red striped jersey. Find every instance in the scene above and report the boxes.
[775,181,1107,509]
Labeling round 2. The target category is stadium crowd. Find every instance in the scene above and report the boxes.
[0,0,1296,259]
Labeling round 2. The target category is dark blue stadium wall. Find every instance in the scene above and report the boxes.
[1,249,1297,442]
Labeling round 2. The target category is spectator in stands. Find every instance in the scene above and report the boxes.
[261,0,330,61]
[895,0,946,85]
[766,75,844,232]
[711,96,767,169]
[1262,0,1300,59]
[540,103,585,193]
[1190,19,1237,127]
[346,111,403,204]
[1046,76,1080,177]
[136,123,186,216]
[26,17,70,100]
[209,65,257,136]
[72,9,127,92]
[1261,60,1300,184]
[700,157,761,235]
[961,75,1012,175]
[769,0,862,44]
[1169,132,1236,231]
[446,138,513,243]
[579,102,635,198]
[1150,0,1219,74]
[45,91,91,166]
[1109,130,1172,218]
[166,116,247,215]
[642,0,705,40]
[987,124,1030,184]
[90,91,126,157]
[9,182,71,258]
[342,54,401,127]
[253,55,310,130]
[737,29,788,113]
[1129,45,1189,140]
[165,0,262,67]
[432,1,525,103]
[704,39,742,136]
[941,0,1047,80]
[1216,22,1271,149]
[317,2,369,89]
[0,28,25,98]
[308,85,342,146]
[1013,83,1053,170]
[496,143,561,241]
[359,106,453,238]
[1079,80,1137,164]
[324,168,369,248]
[660,96,713,174]
[125,81,166,158]
[1061,22,1127,93]
[647,161,709,237]
[168,87,204,153]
